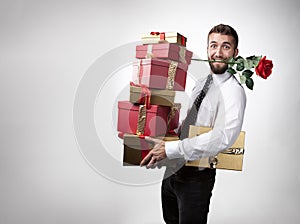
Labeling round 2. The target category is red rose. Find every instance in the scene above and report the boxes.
[255,56,273,79]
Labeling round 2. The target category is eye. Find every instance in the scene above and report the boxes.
[210,44,217,49]
[223,45,231,50]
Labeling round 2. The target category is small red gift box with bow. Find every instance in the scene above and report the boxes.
[141,32,187,47]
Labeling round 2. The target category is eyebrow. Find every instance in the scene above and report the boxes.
[209,41,232,46]
[222,41,232,46]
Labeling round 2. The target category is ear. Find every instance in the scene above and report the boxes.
[234,48,239,58]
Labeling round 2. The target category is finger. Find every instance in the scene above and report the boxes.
[140,151,153,166]
[148,157,165,169]
[157,162,162,169]
[156,158,166,169]
[146,156,157,169]
[145,136,162,144]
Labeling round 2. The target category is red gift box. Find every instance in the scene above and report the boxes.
[132,58,188,91]
[117,101,180,137]
[136,43,193,65]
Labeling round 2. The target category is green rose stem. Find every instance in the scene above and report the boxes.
[191,58,236,64]
[191,57,256,90]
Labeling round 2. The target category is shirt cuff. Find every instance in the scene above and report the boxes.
[165,140,184,159]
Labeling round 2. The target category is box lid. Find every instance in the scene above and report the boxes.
[142,32,186,40]
[136,43,193,58]
[134,58,188,71]
[123,133,154,149]
[136,43,179,52]
[130,85,176,97]
[118,100,165,113]
[123,133,179,148]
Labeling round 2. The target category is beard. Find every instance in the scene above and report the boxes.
[209,61,228,74]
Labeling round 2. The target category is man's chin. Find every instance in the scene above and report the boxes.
[210,63,228,74]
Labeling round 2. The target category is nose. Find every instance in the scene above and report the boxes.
[215,46,223,58]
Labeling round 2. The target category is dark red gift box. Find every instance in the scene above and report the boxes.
[135,43,193,65]
[117,101,180,137]
[132,58,188,91]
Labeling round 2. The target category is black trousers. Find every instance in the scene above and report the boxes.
[161,166,216,224]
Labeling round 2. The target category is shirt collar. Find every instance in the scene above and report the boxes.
[212,71,232,86]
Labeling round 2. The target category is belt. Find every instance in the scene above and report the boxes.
[174,166,216,178]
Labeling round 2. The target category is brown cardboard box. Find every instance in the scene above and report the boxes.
[185,126,245,171]
[130,85,176,107]
[123,133,179,166]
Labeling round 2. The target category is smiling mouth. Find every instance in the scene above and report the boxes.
[211,58,227,63]
[211,60,226,65]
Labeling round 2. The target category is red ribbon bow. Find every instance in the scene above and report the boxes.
[150,32,160,35]
[150,31,165,40]
[181,36,185,46]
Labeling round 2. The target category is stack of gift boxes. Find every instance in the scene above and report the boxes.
[117,32,193,166]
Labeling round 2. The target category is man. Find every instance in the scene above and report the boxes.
[140,24,246,224]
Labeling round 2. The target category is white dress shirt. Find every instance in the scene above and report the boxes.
[165,71,246,161]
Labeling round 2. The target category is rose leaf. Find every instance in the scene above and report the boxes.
[246,77,254,90]
[242,69,254,78]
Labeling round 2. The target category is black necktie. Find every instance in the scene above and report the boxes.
[179,74,213,140]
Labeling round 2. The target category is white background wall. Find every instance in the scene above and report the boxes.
[1,0,299,223]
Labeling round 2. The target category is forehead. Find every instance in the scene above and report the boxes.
[208,33,235,45]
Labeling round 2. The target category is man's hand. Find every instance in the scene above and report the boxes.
[140,136,167,169]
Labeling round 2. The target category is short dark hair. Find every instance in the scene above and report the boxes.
[208,24,239,49]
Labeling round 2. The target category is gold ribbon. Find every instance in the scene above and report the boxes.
[146,45,154,58]
[166,61,178,90]
[135,60,143,84]
[136,104,147,135]
[178,46,187,64]
[166,103,181,130]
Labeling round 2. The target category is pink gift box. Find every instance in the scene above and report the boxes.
[136,43,193,64]
[132,58,188,91]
